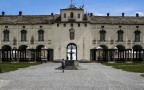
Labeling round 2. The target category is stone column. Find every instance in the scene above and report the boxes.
[11,50,13,62]
[34,50,37,62]
[107,50,110,61]
[130,49,132,62]
[0,50,2,63]
[143,50,144,62]
[17,50,19,62]
[95,49,97,61]
[113,50,115,62]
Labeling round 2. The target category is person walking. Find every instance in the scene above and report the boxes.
[61,59,65,73]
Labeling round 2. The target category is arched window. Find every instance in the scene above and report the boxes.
[21,30,27,41]
[38,30,44,41]
[70,12,74,18]
[117,30,124,42]
[3,29,9,41]
[134,30,141,42]
[99,30,106,41]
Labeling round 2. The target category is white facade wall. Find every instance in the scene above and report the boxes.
[0,7,144,62]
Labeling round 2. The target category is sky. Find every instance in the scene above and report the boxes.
[0,0,144,16]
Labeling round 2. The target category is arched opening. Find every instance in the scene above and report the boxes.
[132,45,143,62]
[116,45,125,50]
[115,45,125,62]
[1,45,12,61]
[96,45,108,62]
[99,45,108,50]
[133,45,142,51]
[36,45,45,61]
[19,45,28,62]
[19,45,28,50]
[36,45,53,61]
[36,45,44,50]
[67,43,77,60]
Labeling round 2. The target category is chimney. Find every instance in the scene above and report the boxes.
[90,13,93,16]
[19,11,22,16]
[122,13,124,17]
[51,13,54,15]
[136,13,139,17]
[88,13,89,16]
[107,13,110,16]
[2,12,5,16]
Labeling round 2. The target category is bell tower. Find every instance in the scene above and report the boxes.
[60,0,84,22]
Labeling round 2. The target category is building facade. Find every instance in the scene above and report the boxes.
[0,5,144,62]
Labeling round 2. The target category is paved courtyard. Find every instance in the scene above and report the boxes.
[0,63,144,90]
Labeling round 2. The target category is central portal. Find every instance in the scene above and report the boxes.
[67,43,77,60]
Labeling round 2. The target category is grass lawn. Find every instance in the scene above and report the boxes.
[0,62,40,73]
[103,63,144,73]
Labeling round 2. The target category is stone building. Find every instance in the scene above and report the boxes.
[0,4,144,62]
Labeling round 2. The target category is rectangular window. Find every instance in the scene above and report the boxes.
[38,33,44,41]
[71,23,73,27]
[135,33,140,42]
[78,14,80,18]
[85,23,87,27]
[78,23,80,27]
[64,23,66,27]
[21,33,26,41]
[100,33,105,41]
[39,34,44,41]
[64,13,66,18]
[38,30,44,41]
[118,33,123,42]
[4,33,9,41]
[70,12,74,18]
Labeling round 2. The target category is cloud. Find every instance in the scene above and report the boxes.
[135,12,144,16]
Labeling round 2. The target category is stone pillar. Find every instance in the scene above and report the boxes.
[113,50,115,62]
[11,50,13,62]
[108,50,110,61]
[133,50,134,62]
[130,49,132,61]
[139,51,141,61]
[17,50,19,62]
[143,50,144,62]
[125,50,127,62]
[0,50,2,63]
[95,49,96,61]
[34,50,37,62]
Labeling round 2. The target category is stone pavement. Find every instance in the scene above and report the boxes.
[0,63,144,90]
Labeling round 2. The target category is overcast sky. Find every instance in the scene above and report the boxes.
[0,0,144,16]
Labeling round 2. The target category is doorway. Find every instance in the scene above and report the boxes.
[67,43,77,60]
